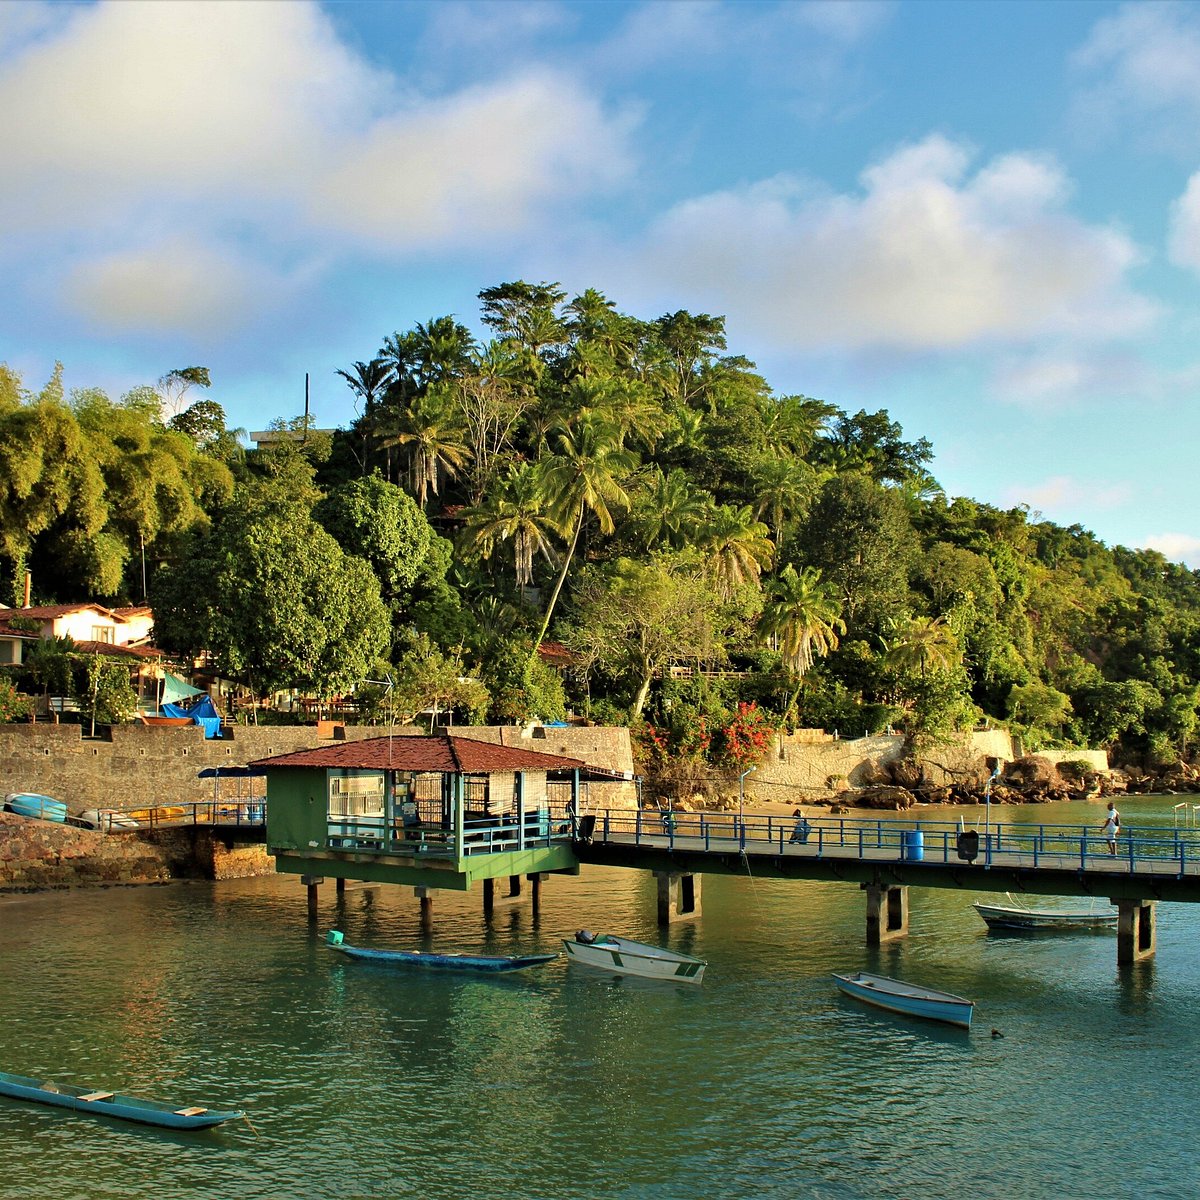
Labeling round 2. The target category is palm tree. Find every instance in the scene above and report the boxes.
[379,386,470,508]
[629,467,709,550]
[531,412,637,656]
[695,503,774,599]
[884,615,960,678]
[758,565,844,724]
[458,463,563,604]
[336,359,395,475]
[754,455,819,551]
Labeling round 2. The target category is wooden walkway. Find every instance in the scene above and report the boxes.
[575,810,1200,904]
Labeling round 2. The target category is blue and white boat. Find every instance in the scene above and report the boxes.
[832,971,974,1029]
[0,1070,243,1129]
[4,793,66,823]
[326,931,558,973]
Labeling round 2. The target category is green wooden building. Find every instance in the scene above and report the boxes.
[252,733,589,892]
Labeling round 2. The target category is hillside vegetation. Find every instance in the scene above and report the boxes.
[2,282,1197,771]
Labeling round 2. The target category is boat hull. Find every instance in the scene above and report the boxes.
[832,972,973,1029]
[562,936,706,984]
[329,939,558,973]
[0,1071,242,1129]
[4,793,66,823]
[973,903,1117,931]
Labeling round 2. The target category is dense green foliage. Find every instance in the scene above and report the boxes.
[4,282,1200,762]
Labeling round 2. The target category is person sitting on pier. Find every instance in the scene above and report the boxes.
[789,809,811,844]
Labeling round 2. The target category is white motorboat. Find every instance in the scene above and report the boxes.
[562,930,706,984]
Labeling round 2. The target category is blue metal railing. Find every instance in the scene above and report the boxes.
[584,810,1200,877]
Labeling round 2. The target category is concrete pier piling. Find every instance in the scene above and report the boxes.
[655,871,701,925]
[1116,898,1156,964]
[864,883,908,945]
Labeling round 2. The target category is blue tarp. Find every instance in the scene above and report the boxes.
[162,694,223,739]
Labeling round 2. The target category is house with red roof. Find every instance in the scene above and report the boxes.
[252,733,594,892]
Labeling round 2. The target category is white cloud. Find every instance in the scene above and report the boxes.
[310,72,633,249]
[1142,532,1200,567]
[0,0,635,331]
[65,240,288,337]
[1072,3,1200,149]
[1169,172,1200,273]
[1003,474,1132,516]
[611,135,1153,352]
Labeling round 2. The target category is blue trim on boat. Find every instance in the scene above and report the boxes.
[4,794,66,823]
[832,971,974,1029]
[327,933,559,973]
[0,1070,243,1129]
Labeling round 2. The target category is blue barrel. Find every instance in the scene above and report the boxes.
[903,829,924,861]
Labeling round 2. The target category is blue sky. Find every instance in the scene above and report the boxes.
[3,0,1200,563]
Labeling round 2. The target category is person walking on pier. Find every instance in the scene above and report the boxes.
[1101,802,1121,855]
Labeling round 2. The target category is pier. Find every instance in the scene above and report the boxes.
[574,809,1200,964]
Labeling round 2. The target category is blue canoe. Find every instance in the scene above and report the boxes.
[4,793,66,823]
[0,1070,244,1130]
[832,971,974,1029]
[326,931,559,973]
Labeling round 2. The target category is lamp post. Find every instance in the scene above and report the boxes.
[984,765,1001,845]
[738,766,756,840]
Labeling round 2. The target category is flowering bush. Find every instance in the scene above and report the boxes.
[714,702,774,769]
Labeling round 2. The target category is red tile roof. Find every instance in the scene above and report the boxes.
[3,604,121,620]
[250,734,586,774]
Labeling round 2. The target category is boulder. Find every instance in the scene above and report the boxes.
[856,785,917,811]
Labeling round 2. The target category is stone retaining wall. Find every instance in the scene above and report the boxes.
[0,721,637,815]
[747,728,1020,801]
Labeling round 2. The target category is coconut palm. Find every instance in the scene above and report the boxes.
[884,615,960,678]
[531,412,637,655]
[754,455,819,551]
[758,565,844,724]
[695,503,774,599]
[379,386,470,508]
[458,463,563,604]
[628,467,709,550]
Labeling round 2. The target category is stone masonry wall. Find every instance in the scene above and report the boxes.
[746,728,1020,802]
[0,721,638,819]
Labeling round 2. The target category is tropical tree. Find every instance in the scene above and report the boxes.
[379,385,470,508]
[695,503,774,599]
[152,491,390,700]
[531,412,637,656]
[884,616,960,679]
[626,467,709,550]
[458,463,563,604]
[758,564,845,723]
[564,553,725,720]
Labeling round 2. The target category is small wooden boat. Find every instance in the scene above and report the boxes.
[325,930,558,973]
[0,1070,243,1129]
[832,971,974,1029]
[561,931,706,984]
[973,898,1118,931]
[3,793,66,823]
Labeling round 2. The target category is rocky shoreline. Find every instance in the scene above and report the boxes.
[804,754,1200,813]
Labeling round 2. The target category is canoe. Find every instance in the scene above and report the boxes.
[973,900,1118,931]
[561,931,706,984]
[75,809,140,832]
[832,971,974,1029]
[0,1070,243,1130]
[325,931,558,973]
[4,793,66,823]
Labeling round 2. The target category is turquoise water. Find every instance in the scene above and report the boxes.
[0,796,1197,1200]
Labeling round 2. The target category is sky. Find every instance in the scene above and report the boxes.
[3,0,1200,564]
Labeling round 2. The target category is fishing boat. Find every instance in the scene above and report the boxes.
[325,930,559,973]
[832,971,974,1029]
[973,896,1118,932]
[3,793,66,823]
[0,1070,243,1129]
[561,930,706,984]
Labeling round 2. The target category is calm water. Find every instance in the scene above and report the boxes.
[1,797,1198,1200]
